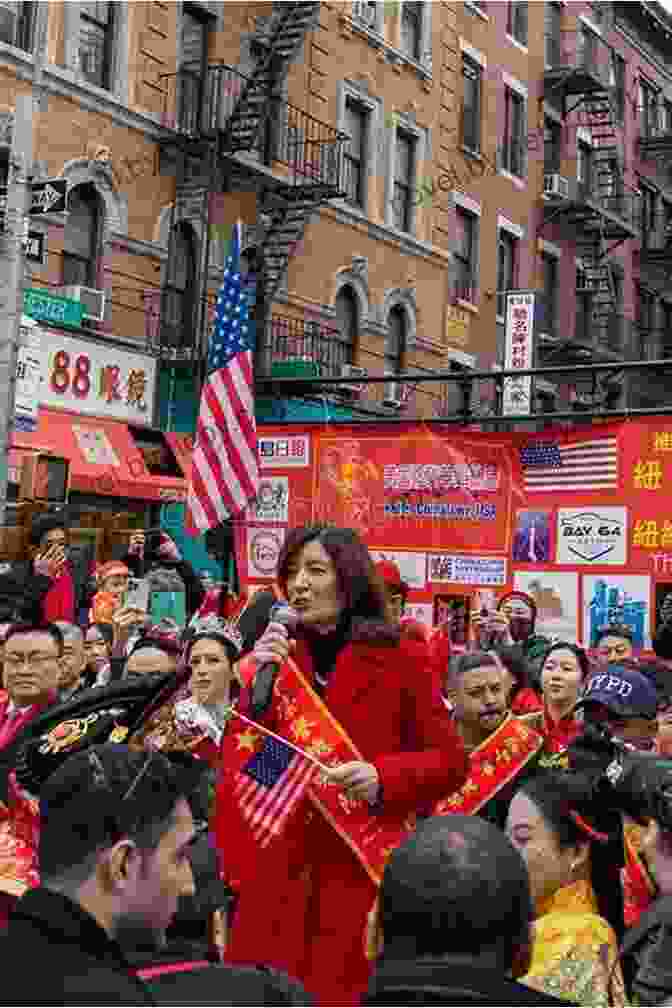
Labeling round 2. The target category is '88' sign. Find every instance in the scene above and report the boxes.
[51,350,91,399]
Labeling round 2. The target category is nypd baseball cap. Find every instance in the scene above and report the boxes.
[575,664,658,720]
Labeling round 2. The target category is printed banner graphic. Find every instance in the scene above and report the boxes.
[556,507,627,565]
[428,555,507,586]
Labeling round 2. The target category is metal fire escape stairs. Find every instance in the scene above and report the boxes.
[217,3,332,304]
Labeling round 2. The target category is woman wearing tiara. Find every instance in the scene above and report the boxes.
[134,615,242,768]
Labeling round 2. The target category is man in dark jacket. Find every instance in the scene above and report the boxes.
[122,530,204,618]
[0,744,201,1005]
[363,815,575,1006]
[0,511,94,626]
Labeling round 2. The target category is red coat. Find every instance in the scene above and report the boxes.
[222,633,468,1006]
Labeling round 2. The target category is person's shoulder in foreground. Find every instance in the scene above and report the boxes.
[140,961,313,1005]
[363,815,578,1007]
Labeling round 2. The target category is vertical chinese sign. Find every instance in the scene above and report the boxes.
[502,293,535,417]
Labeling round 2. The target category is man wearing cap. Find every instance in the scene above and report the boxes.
[0,744,200,1004]
[0,512,95,626]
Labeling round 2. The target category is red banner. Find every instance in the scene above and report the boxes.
[240,420,672,653]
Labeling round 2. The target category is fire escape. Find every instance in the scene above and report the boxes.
[636,94,672,298]
[157,2,346,381]
[540,24,639,371]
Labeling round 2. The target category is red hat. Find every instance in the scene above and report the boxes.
[95,561,130,585]
[375,560,409,596]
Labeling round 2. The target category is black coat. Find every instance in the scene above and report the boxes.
[364,957,577,1006]
[135,957,312,1005]
[0,543,94,625]
[0,887,154,1004]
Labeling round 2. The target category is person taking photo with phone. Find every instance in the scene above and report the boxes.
[121,530,204,619]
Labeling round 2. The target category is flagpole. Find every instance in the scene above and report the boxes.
[228,707,331,772]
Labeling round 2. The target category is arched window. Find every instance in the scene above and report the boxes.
[62,183,101,287]
[162,224,197,354]
[386,305,406,375]
[334,285,358,372]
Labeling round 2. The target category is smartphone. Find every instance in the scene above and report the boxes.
[124,578,150,612]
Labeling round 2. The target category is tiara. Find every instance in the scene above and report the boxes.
[188,614,243,655]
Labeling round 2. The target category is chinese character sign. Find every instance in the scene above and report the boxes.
[502,293,535,417]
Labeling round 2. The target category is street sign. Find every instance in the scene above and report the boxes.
[0,177,67,217]
[25,230,45,265]
[23,288,83,329]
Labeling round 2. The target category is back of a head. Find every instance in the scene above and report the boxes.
[379,815,532,966]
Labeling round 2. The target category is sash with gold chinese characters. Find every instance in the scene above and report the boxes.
[224,656,415,885]
[433,714,543,817]
[622,821,656,928]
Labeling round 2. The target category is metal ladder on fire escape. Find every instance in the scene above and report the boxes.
[217,3,327,304]
[574,84,620,354]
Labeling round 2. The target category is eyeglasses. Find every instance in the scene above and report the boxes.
[4,652,58,670]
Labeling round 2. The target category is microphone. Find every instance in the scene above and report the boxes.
[250,603,299,720]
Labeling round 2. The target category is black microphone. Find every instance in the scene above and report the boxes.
[250,603,299,720]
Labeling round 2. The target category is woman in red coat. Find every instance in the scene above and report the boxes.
[217,526,468,1006]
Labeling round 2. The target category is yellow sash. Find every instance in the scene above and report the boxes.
[434,714,542,817]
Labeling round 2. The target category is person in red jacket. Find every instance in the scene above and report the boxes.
[374,559,430,644]
[216,525,468,1006]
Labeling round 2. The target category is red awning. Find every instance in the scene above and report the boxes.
[10,409,187,503]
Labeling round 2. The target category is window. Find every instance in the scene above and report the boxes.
[178,6,210,133]
[392,131,415,233]
[544,118,561,173]
[400,1,422,61]
[639,78,660,138]
[661,301,672,358]
[79,2,115,90]
[454,208,477,302]
[0,2,34,50]
[577,25,597,75]
[664,100,672,134]
[344,100,367,209]
[502,88,526,178]
[577,141,593,193]
[544,2,562,66]
[162,224,196,353]
[497,231,517,318]
[540,252,558,338]
[62,184,101,288]
[613,54,625,124]
[334,285,358,369]
[352,1,378,28]
[575,267,593,345]
[385,305,406,375]
[640,185,658,240]
[461,56,482,153]
[636,286,656,360]
[507,1,528,45]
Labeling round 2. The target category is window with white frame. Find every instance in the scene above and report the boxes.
[344,99,368,209]
[461,55,482,153]
[497,230,518,318]
[502,87,526,178]
[0,2,34,50]
[392,130,416,233]
[454,207,478,302]
[79,2,115,90]
[400,1,422,61]
[507,1,528,45]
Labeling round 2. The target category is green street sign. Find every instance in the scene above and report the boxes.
[23,288,83,329]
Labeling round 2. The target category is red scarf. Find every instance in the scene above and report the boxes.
[42,568,75,623]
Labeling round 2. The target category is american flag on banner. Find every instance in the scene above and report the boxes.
[234,735,316,849]
[520,437,619,493]
[186,221,259,532]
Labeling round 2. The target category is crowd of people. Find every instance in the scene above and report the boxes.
[1,513,672,1003]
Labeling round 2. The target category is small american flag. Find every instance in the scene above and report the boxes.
[520,436,619,493]
[186,221,259,532]
[234,736,316,848]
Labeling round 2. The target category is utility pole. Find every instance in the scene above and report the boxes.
[0,8,47,524]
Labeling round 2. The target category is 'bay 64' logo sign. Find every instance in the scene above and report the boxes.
[557,508,627,565]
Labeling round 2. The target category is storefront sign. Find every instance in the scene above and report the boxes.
[259,435,310,468]
[14,317,41,432]
[428,554,507,586]
[502,293,535,416]
[23,289,83,329]
[39,332,156,422]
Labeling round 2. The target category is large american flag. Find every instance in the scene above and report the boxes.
[234,736,316,849]
[186,221,259,532]
[520,436,619,492]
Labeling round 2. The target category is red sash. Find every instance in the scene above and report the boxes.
[622,824,656,927]
[228,656,415,884]
[433,714,543,816]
